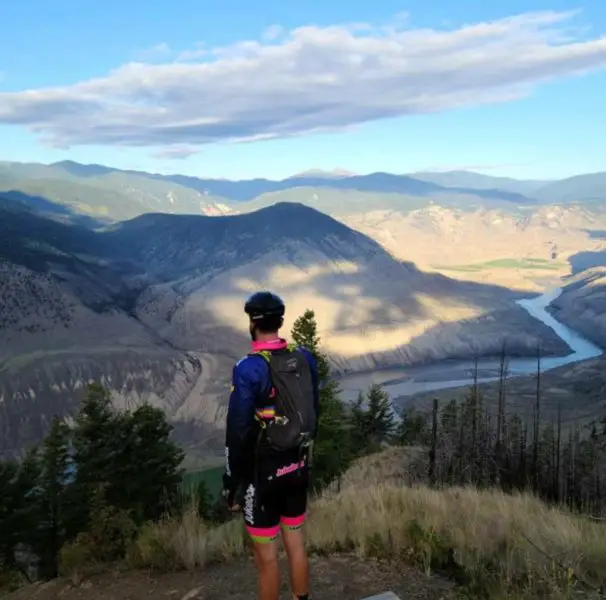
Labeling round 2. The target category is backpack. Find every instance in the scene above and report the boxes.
[252,344,317,451]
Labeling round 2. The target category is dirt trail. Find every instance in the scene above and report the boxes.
[5,555,455,600]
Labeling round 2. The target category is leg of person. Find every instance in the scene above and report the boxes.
[242,481,281,600]
[279,471,310,600]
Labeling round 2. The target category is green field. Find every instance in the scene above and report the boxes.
[182,465,224,500]
[433,257,566,273]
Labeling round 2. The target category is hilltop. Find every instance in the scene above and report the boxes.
[4,446,605,600]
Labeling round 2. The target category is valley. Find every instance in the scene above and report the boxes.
[338,286,603,403]
[1,161,606,462]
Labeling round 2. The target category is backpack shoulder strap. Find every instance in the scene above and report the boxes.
[248,349,272,363]
[249,344,300,363]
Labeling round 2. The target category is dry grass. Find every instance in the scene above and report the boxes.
[128,479,606,598]
[126,504,247,572]
[323,445,428,493]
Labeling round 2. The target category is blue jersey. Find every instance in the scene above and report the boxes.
[224,339,319,483]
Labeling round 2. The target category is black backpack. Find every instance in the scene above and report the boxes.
[252,344,317,451]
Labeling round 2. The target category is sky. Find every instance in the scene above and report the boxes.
[0,0,605,180]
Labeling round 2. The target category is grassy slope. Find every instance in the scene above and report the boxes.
[126,470,606,599]
[4,449,605,598]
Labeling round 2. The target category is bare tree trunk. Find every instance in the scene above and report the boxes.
[532,346,542,493]
[429,398,439,485]
[555,405,562,503]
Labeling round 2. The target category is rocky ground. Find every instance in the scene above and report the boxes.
[4,555,455,600]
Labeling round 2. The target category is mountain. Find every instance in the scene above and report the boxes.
[2,161,541,217]
[533,172,606,205]
[169,171,538,205]
[410,170,550,195]
[0,201,568,459]
[0,161,232,220]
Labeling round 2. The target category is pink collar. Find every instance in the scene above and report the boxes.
[251,337,288,352]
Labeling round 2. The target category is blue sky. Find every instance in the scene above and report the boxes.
[0,0,605,180]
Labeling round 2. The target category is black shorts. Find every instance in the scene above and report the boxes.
[242,465,309,543]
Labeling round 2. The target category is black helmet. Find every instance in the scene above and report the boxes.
[244,291,285,321]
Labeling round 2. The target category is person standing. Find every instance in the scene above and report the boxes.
[222,291,319,600]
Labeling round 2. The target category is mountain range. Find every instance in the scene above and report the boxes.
[2,160,606,223]
[2,161,605,288]
[0,191,572,460]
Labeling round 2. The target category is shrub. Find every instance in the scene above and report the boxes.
[59,487,137,585]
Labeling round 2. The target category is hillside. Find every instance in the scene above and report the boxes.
[0,161,230,220]
[0,200,570,459]
[548,266,606,347]
[235,198,606,290]
[340,204,606,290]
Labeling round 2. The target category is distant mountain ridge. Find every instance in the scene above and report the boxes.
[2,160,605,224]
[410,170,552,195]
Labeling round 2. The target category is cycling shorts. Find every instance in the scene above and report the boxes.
[242,462,309,544]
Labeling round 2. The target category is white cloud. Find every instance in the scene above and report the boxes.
[0,11,605,150]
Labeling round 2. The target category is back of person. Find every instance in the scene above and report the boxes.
[222,292,319,600]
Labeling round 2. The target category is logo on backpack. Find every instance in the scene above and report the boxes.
[252,345,316,452]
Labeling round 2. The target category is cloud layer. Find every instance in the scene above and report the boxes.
[1,11,605,150]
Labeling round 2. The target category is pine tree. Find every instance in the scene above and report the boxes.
[34,417,71,578]
[0,450,40,576]
[290,309,353,489]
[0,460,22,571]
[348,393,370,458]
[67,383,117,537]
[113,404,184,523]
[291,309,329,379]
[69,384,184,532]
[396,406,431,447]
[364,384,396,450]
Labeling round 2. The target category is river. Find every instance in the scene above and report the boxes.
[337,287,603,403]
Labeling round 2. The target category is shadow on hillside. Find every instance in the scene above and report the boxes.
[568,249,606,275]
[111,203,534,326]
[0,189,105,228]
[188,246,530,336]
